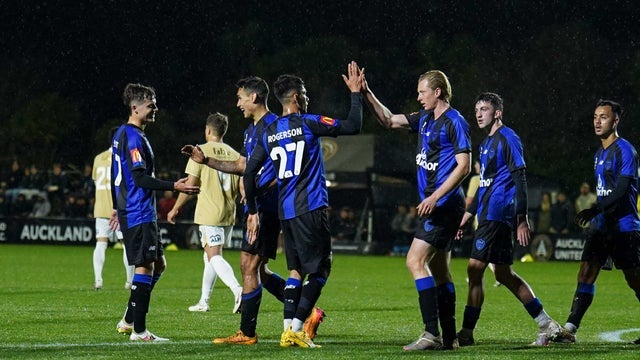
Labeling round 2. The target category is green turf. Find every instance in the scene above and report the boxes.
[1,243,639,359]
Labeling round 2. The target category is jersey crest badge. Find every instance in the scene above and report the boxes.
[130,148,143,164]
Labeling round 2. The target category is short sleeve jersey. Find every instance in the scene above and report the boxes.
[92,149,113,219]
[592,137,640,232]
[476,125,526,226]
[241,112,279,213]
[256,113,342,220]
[405,107,472,207]
[185,141,241,226]
[111,124,157,230]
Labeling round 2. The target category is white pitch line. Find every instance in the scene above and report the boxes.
[0,339,282,350]
[598,328,640,342]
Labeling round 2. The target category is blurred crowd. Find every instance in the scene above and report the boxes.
[0,158,181,220]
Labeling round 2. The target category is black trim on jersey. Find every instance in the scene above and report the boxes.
[512,168,528,215]
[131,168,174,191]
[595,175,632,213]
[467,191,478,215]
[338,93,363,134]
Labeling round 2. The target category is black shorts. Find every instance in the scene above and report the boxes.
[581,230,640,269]
[281,208,332,275]
[241,210,281,260]
[414,202,464,251]
[470,221,514,265]
[122,222,164,266]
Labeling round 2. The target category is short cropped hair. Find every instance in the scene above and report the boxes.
[236,76,269,105]
[122,83,155,114]
[206,112,228,137]
[475,92,504,112]
[596,99,623,119]
[273,74,305,104]
[418,70,452,102]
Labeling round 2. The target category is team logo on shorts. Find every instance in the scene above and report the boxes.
[423,219,434,232]
[475,238,486,250]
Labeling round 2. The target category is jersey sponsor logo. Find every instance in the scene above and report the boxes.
[320,116,335,126]
[267,127,303,143]
[416,150,438,171]
[130,148,143,164]
[479,178,493,188]
[596,174,612,196]
[478,163,493,187]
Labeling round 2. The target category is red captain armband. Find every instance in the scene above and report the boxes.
[320,116,335,126]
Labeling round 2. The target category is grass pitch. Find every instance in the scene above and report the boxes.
[1,243,639,359]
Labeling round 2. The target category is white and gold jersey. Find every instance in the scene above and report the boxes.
[92,149,113,219]
[185,142,241,226]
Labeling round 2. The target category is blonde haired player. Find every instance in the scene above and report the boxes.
[92,128,134,290]
[168,112,243,313]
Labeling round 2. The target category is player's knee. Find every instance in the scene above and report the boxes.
[315,258,332,279]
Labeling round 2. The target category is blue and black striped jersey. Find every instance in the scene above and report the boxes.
[241,111,279,213]
[260,113,345,220]
[405,107,471,207]
[476,125,526,226]
[251,113,342,220]
[592,138,640,232]
[111,124,157,230]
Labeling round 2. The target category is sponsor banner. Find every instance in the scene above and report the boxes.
[530,233,587,261]
[0,217,243,249]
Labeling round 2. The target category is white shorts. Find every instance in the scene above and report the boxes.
[199,225,233,248]
[95,218,123,240]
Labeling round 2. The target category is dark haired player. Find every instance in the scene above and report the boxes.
[554,99,640,344]
[243,62,363,348]
[112,83,199,341]
[456,92,562,346]
[183,76,324,345]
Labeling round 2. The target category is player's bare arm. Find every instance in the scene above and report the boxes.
[181,144,246,175]
[360,75,410,129]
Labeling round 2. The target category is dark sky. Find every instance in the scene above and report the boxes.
[5,0,638,122]
[2,1,640,188]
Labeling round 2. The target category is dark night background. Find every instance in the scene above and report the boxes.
[2,0,640,196]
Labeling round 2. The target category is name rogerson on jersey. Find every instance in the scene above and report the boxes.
[268,127,303,143]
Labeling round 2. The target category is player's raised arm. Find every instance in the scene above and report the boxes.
[360,71,410,129]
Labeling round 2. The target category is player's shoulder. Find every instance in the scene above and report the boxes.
[615,137,637,152]
[94,149,111,162]
[443,107,467,124]
[263,111,279,125]
[497,125,520,139]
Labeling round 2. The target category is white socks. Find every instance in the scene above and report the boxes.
[122,244,134,285]
[93,242,108,283]
[209,255,242,297]
[535,310,552,328]
[200,252,217,304]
